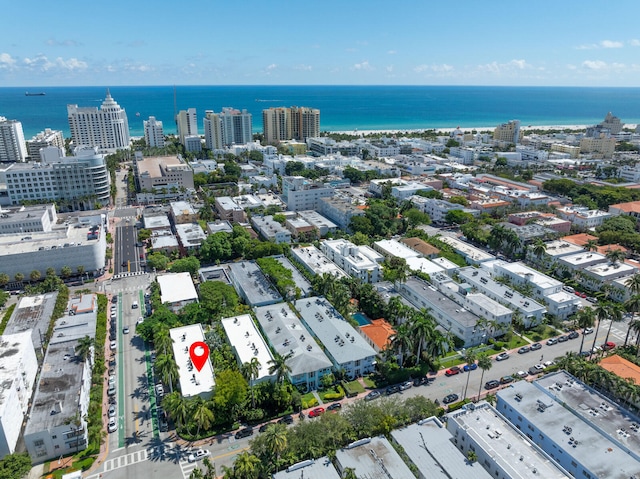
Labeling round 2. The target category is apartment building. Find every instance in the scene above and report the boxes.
[143,116,165,148]
[281,176,334,211]
[290,245,347,280]
[0,117,27,163]
[320,239,382,283]
[263,106,320,143]
[493,120,522,144]
[176,108,198,144]
[251,215,292,244]
[26,129,64,161]
[134,153,194,193]
[221,314,275,383]
[170,324,214,399]
[317,197,364,232]
[204,108,253,148]
[67,90,129,151]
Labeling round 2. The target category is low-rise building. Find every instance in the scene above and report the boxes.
[373,239,421,260]
[255,303,333,391]
[227,261,282,307]
[0,331,38,458]
[169,201,198,224]
[295,210,337,237]
[321,239,382,283]
[270,255,313,297]
[251,215,292,244]
[399,237,440,258]
[221,315,274,382]
[294,297,376,379]
[359,318,395,354]
[335,436,413,479]
[438,235,496,265]
[496,372,640,479]
[273,457,340,479]
[290,246,347,280]
[134,153,194,197]
[174,223,207,252]
[281,176,334,211]
[157,272,198,312]
[214,196,246,223]
[5,292,58,351]
[170,324,214,399]
[556,206,611,230]
[317,197,365,232]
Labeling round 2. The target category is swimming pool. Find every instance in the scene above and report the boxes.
[352,312,371,326]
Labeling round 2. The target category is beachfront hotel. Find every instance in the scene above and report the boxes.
[176,108,198,144]
[493,119,522,145]
[203,108,253,149]
[67,90,130,152]
[263,106,320,143]
[143,116,165,148]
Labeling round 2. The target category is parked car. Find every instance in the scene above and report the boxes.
[516,370,528,378]
[385,385,400,395]
[530,342,542,351]
[485,380,500,389]
[108,404,116,417]
[543,360,556,367]
[445,366,461,376]
[123,326,129,334]
[500,376,514,384]
[235,427,254,439]
[557,335,569,343]
[308,407,325,418]
[583,327,594,335]
[528,364,545,375]
[443,393,459,404]
[108,384,116,396]
[586,297,597,303]
[603,341,616,351]
[568,331,579,340]
[365,391,381,401]
[413,376,428,387]
[259,423,271,433]
[518,346,531,354]
[495,352,509,361]
[110,341,117,350]
[580,350,592,357]
[463,362,478,372]
[108,375,116,386]
[327,402,342,411]
[399,381,413,390]
[137,317,144,325]
[108,417,117,433]
[188,449,211,462]
[278,415,294,425]
[111,296,118,304]
[546,338,558,346]
[155,384,164,397]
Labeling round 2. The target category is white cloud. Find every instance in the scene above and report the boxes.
[266,63,277,71]
[601,40,623,48]
[630,39,640,46]
[293,64,312,71]
[56,57,87,71]
[0,53,17,69]
[22,54,87,72]
[353,61,372,71]
[432,63,454,72]
[582,60,608,70]
[509,59,529,69]
[414,64,428,73]
[478,59,531,74]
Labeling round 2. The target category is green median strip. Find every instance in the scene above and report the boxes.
[145,343,160,438]
[117,292,125,447]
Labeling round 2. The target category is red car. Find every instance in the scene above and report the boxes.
[308,407,325,418]
[603,341,616,351]
[445,366,461,376]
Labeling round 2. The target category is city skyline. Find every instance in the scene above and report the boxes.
[2,0,640,87]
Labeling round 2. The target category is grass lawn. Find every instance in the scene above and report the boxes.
[301,392,318,408]
[524,326,559,343]
[343,379,365,394]
[503,335,529,349]
[362,376,377,389]
[439,356,464,369]
[318,386,345,402]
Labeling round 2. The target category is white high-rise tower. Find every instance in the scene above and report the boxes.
[0,117,27,163]
[144,116,165,148]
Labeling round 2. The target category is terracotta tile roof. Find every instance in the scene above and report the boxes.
[597,244,628,255]
[400,237,440,256]
[599,354,640,385]
[610,201,640,213]
[562,233,598,246]
[360,318,395,350]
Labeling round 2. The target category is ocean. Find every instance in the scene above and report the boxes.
[2,85,640,139]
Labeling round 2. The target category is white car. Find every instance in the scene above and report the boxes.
[110,341,117,350]
[188,448,211,462]
[108,404,116,418]
[495,352,509,361]
[108,375,116,385]
[137,317,144,325]
[108,417,117,433]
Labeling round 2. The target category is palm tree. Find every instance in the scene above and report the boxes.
[45,267,56,277]
[624,294,640,345]
[410,310,436,361]
[75,335,93,363]
[390,324,413,367]
[462,349,477,399]
[262,423,288,471]
[162,391,190,431]
[530,239,547,264]
[232,452,261,479]
[268,351,293,384]
[191,398,214,437]
[60,266,72,278]
[605,248,626,267]
[584,239,599,252]
[575,308,596,354]
[241,357,261,408]
[603,303,624,346]
[30,270,41,283]
[0,273,9,287]
[155,353,179,393]
[14,272,24,283]
[476,353,492,401]
[154,328,174,356]
[591,302,610,353]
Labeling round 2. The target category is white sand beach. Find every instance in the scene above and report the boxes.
[329,124,606,136]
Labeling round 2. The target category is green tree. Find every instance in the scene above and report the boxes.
[14,272,24,283]
[169,256,201,276]
[575,308,596,354]
[198,281,239,317]
[0,273,9,287]
[445,209,474,225]
[231,452,260,479]
[476,353,492,401]
[349,215,374,236]
[162,391,190,430]
[191,397,215,437]
[155,353,179,393]
[60,265,72,278]
[147,253,169,271]
[403,208,431,228]
[268,351,293,384]
[214,369,248,411]
[462,349,477,399]
[0,452,32,479]
[241,357,261,409]
[75,335,93,363]
[29,270,41,283]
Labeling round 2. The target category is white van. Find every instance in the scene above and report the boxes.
[132,301,138,309]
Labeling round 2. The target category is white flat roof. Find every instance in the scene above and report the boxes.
[221,314,274,381]
[374,239,421,259]
[170,324,215,398]
[405,256,445,275]
[157,272,199,305]
[438,236,496,262]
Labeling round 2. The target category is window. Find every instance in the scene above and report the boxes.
[34,439,44,447]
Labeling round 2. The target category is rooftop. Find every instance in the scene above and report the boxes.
[174,223,207,248]
[405,256,445,276]
[438,236,496,262]
[374,239,422,260]
[137,155,189,178]
[254,303,333,378]
[400,237,440,256]
[143,215,171,229]
[495,261,562,290]
[448,403,569,479]
[392,417,493,479]
[359,318,395,350]
[335,436,414,479]
[5,292,58,350]
[271,255,312,297]
[272,457,340,479]
[221,315,274,381]
[157,272,198,305]
[291,246,347,279]
[543,240,585,258]
[228,261,282,306]
[0,223,102,256]
[0,331,34,416]
[50,295,98,346]
[169,324,215,398]
[294,297,376,366]
[599,354,640,385]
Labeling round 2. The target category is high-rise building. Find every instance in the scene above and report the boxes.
[493,119,521,144]
[263,106,320,143]
[176,108,198,144]
[67,90,130,151]
[26,129,65,161]
[203,108,253,149]
[0,146,110,210]
[143,116,165,148]
[0,117,27,163]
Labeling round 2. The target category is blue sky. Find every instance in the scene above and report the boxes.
[2,0,640,87]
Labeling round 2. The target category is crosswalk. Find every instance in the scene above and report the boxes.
[86,448,150,479]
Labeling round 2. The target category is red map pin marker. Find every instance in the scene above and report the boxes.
[189,341,210,372]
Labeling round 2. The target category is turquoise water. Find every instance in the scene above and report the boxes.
[353,312,371,326]
[3,85,640,138]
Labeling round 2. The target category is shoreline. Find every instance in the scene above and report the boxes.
[329,124,640,136]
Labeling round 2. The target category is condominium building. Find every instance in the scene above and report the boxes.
[157,272,198,313]
[0,117,27,163]
[134,153,194,193]
[67,90,130,151]
[263,106,320,143]
[221,314,275,383]
[597,111,624,135]
[579,134,616,158]
[203,108,252,149]
[290,245,347,280]
[317,197,365,232]
[26,129,64,161]
[0,331,38,458]
[169,324,214,399]
[227,261,283,307]
[281,176,334,211]
[143,116,165,148]
[176,108,198,144]
[0,146,110,209]
[251,215,292,244]
[320,239,383,283]
[493,119,522,144]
